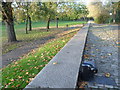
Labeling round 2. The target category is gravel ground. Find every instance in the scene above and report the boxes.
[79,23,119,88]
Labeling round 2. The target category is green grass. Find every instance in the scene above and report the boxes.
[2,28,79,88]
[2,20,86,54]
[2,29,62,54]
[2,20,86,31]
[2,21,86,39]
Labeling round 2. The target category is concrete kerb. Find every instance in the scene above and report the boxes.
[24,23,91,89]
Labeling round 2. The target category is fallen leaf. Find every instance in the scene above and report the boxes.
[79,81,88,88]
[116,42,120,44]
[35,56,37,58]
[26,72,29,75]
[96,49,99,51]
[10,79,14,82]
[15,62,18,64]
[26,80,29,83]
[16,84,20,87]
[28,60,30,62]
[105,73,111,77]
[40,65,44,67]
[29,78,34,81]
[18,76,22,79]
[62,40,65,42]
[84,55,89,59]
[34,67,37,69]
[5,85,8,88]
[108,53,112,56]
[11,85,14,87]
[53,62,57,65]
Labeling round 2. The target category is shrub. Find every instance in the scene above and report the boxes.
[95,14,109,24]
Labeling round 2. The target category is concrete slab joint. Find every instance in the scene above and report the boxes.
[25,23,90,89]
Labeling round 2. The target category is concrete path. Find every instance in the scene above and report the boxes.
[25,24,90,88]
[78,23,119,88]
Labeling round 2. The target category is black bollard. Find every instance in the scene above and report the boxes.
[80,60,98,81]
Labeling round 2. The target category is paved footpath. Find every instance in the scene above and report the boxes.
[2,32,59,68]
[1,26,80,68]
[79,23,119,88]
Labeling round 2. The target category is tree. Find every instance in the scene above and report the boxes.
[112,1,120,23]
[41,2,57,30]
[2,1,17,42]
[14,2,33,33]
[0,2,2,22]
[58,2,88,21]
[87,0,109,23]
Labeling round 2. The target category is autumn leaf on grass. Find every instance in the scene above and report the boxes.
[35,56,37,58]
[39,65,44,67]
[11,85,15,88]
[42,59,48,62]
[32,60,35,61]
[8,82,12,85]
[5,85,9,88]
[15,62,18,64]
[34,67,39,69]
[29,78,34,81]
[14,68,18,71]
[18,76,22,79]
[26,80,29,83]
[16,84,20,87]
[10,79,14,82]
[26,72,29,75]
[28,60,31,62]
[62,40,65,42]
[27,63,30,65]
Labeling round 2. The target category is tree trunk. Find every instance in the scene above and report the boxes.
[6,21,17,42]
[25,18,28,34]
[47,18,50,31]
[25,2,29,34]
[28,16,32,31]
[56,18,58,28]
[2,2,17,42]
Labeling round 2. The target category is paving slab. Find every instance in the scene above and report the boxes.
[25,24,90,88]
[79,23,119,88]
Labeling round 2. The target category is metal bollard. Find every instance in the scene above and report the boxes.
[79,60,98,81]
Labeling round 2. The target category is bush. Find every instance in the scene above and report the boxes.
[95,15,109,24]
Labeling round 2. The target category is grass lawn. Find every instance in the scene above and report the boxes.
[2,20,86,40]
[2,20,86,31]
[2,29,61,54]
[2,20,86,54]
[2,28,80,88]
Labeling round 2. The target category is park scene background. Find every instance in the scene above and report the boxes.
[0,0,120,88]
